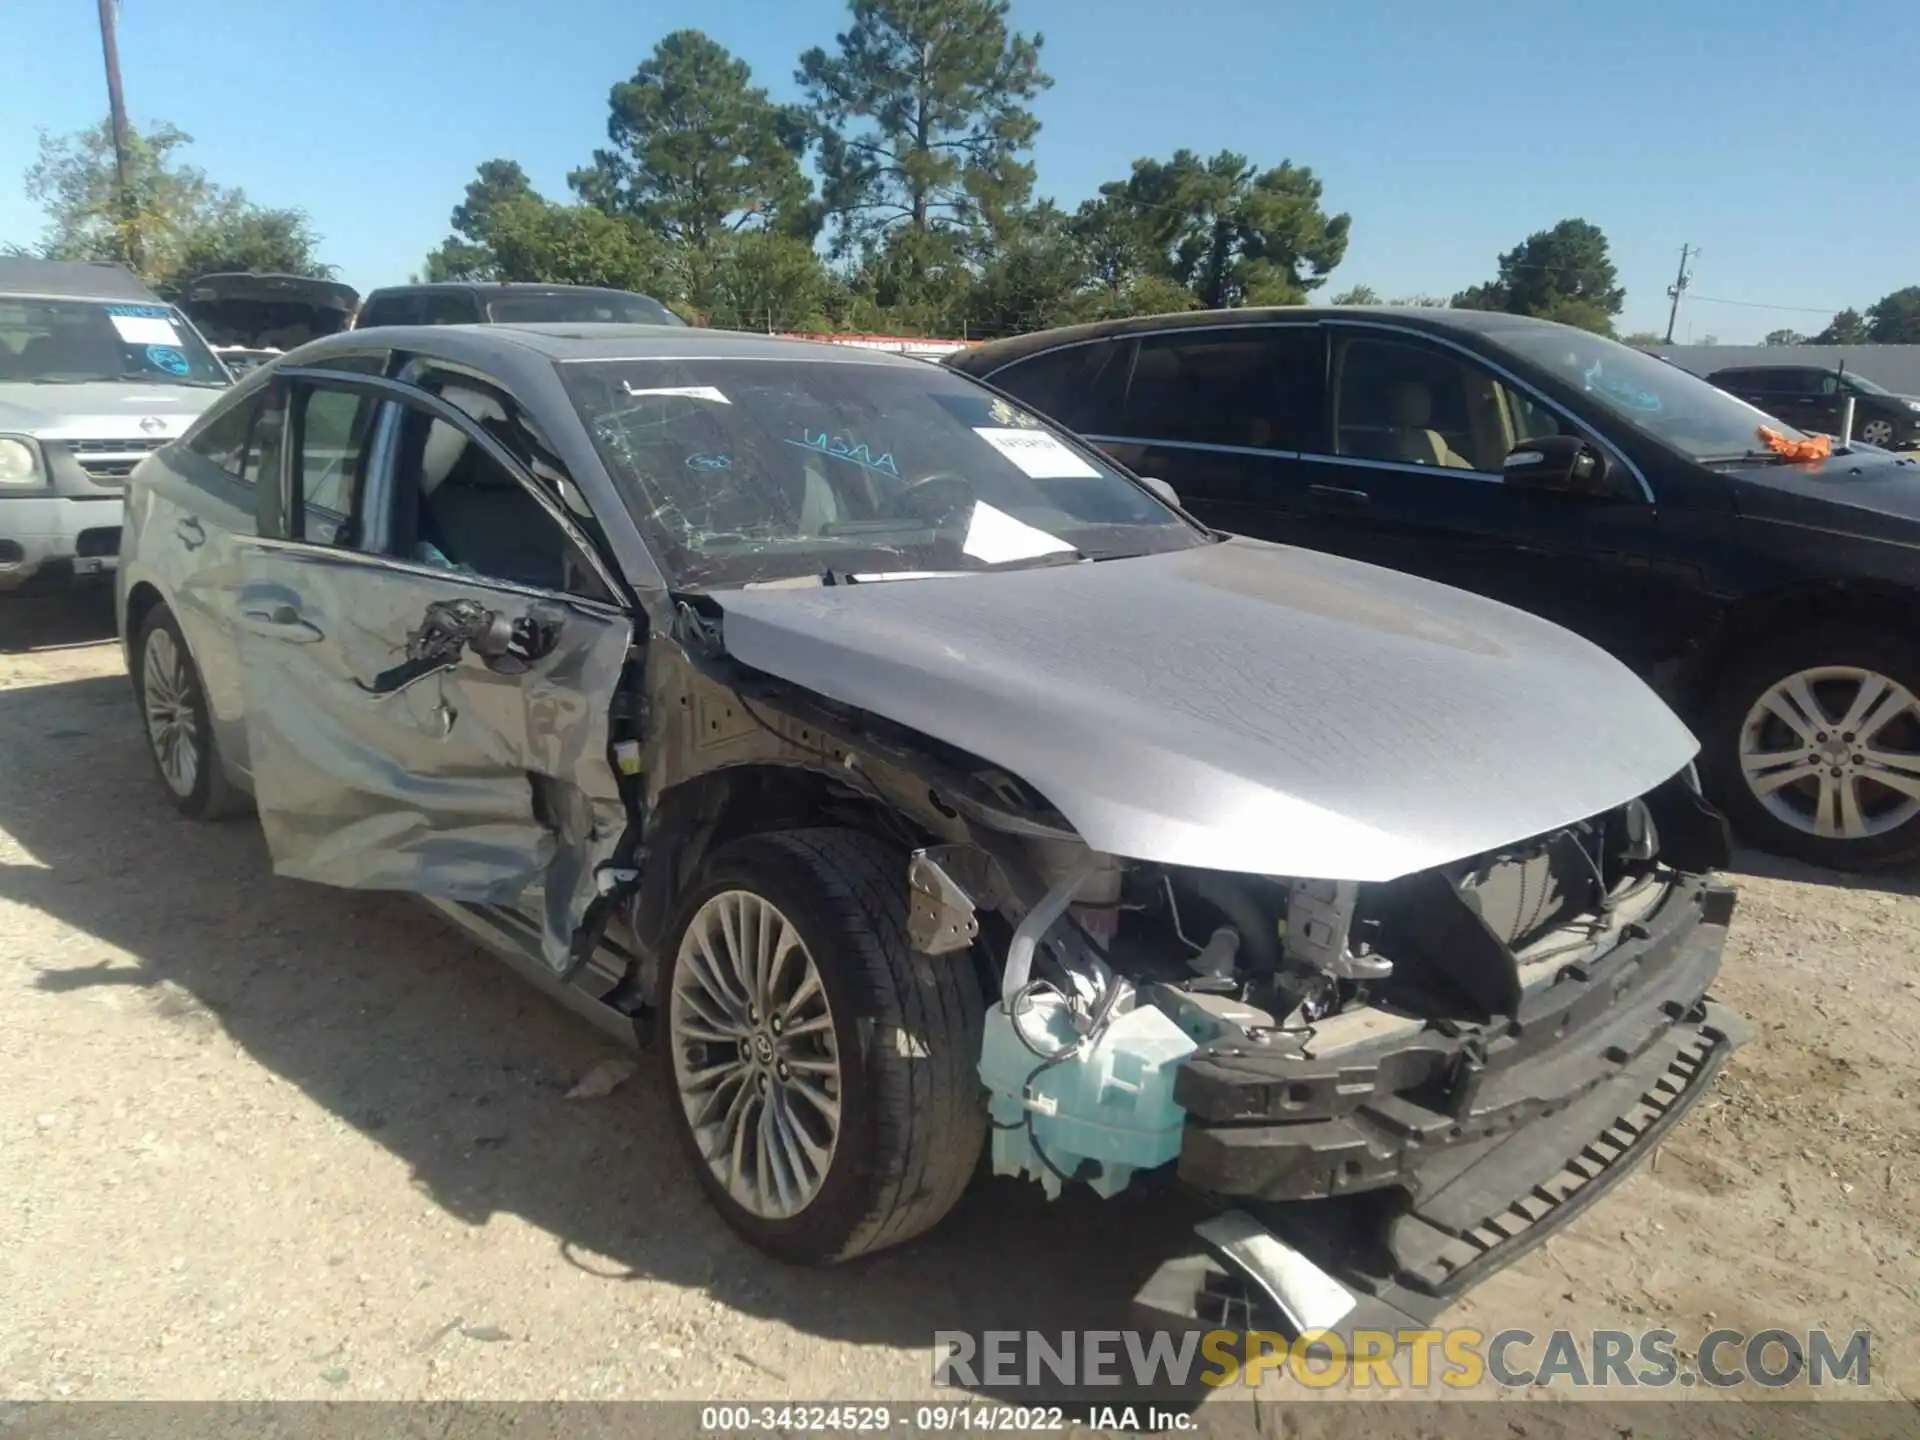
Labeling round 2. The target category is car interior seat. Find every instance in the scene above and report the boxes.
[1384,381,1474,469]
[413,386,567,588]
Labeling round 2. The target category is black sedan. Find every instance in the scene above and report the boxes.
[954,306,1920,870]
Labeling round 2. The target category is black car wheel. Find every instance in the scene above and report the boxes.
[1703,624,1920,869]
[131,602,249,822]
[657,827,986,1264]
[1858,417,1895,447]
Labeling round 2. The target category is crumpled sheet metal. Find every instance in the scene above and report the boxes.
[237,555,631,972]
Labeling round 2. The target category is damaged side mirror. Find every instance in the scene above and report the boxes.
[357,598,563,694]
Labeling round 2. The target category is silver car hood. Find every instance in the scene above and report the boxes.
[0,381,220,438]
[710,537,1699,882]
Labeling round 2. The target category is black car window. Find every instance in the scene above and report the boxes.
[387,390,612,602]
[1334,335,1569,473]
[420,292,480,325]
[291,384,382,546]
[485,291,682,326]
[984,343,1123,433]
[355,293,422,329]
[183,395,259,481]
[1810,371,1840,396]
[1120,327,1321,452]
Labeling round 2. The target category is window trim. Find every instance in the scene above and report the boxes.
[274,366,628,603]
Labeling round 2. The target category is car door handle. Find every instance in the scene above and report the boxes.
[239,604,323,644]
[1306,484,1373,512]
[175,517,206,549]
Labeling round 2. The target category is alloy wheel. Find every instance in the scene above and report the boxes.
[1857,418,1894,447]
[142,627,201,798]
[1739,665,1920,842]
[669,890,841,1221]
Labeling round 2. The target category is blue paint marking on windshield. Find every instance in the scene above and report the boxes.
[685,452,733,471]
[146,345,190,375]
[107,304,171,318]
[1585,364,1663,414]
[786,430,900,478]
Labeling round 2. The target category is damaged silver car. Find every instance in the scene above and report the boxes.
[116,324,1745,1333]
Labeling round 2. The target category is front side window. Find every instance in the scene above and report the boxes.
[1488,325,1810,462]
[562,358,1204,590]
[0,298,227,387]
[292,385,381,544]
[1334,336,1570,473]
[1120,328,1321,452]
[389,388,611,601]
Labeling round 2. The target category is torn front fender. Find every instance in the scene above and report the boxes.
[233,545,633,971]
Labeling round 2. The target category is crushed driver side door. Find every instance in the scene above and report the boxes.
[232,369,635,973]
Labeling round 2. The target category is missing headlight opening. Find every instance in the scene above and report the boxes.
[964,782,1732,1216]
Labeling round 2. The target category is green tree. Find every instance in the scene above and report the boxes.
[22,119,325,290]
[161,206,333,291]
[1619,330,1666,346]
[1865,286,1920,343]
[421,159,539,280]
[1451,218,1624,334]
[963,202,1087,337]
[1330,284,1380,304]
[1812,308,1870,345]
[570,29,815,307]
[1096,150,1349,308]
[483,196,667,292]
[700,230,835,331]
[798,0,1052,255]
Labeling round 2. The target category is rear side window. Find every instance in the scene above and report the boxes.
[1119,327,1323,452]
[985,343,1123,433]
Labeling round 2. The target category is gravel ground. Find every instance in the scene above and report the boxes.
[1,592,1915,1428]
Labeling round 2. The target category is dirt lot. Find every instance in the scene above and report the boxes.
[2,593,1916,1426]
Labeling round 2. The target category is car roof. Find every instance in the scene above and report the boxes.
[950,304,1579,371]
[0,257,163,303]
[293,322,935,374]
[361,282,648,298]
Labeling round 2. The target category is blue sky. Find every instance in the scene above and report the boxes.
[2,0,1913,343]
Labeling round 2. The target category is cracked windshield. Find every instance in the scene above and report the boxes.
[564,358,1203,588]
[0,297,227,386]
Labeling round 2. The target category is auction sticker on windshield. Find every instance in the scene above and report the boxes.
[109,313,182,346]
[974,426,1100,479]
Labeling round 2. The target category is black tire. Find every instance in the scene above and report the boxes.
[655,827,987,1264]
[1701,623,1920,870]
[131,602,249,822]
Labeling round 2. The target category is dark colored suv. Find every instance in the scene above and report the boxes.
[953,306,1920,871]
[1707,364,1920,451]
[354,282,683,330]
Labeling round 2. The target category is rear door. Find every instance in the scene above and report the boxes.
[1080,324,1328,539]
[232,368,635,972]
[1305,325,1665,667]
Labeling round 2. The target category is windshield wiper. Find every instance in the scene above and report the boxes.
[819,551,1089,586]
[1698,449,1798,467]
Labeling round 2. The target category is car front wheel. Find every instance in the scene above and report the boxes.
[1857,417,1894,447]
[657,827,986,1264]
[1704,624,1920,869]
[131,602,247,821]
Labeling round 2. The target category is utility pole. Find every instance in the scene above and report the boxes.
[1663,243,1693,345]
[96,0,141,274]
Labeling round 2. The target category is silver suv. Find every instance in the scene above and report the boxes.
[0,258,229,594]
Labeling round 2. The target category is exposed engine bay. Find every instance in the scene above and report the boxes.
[912,777,1730,1213]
